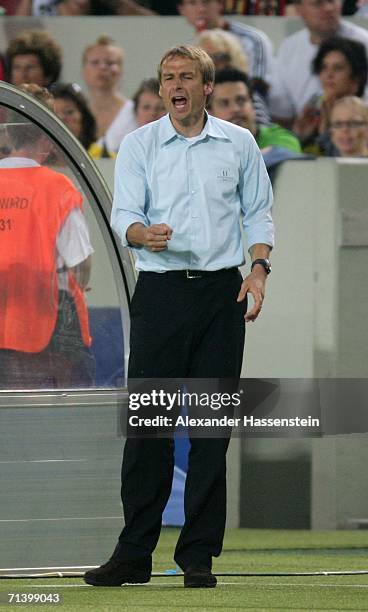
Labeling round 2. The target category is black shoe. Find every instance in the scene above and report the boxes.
[84,557,152,587]
[184,565,217,588]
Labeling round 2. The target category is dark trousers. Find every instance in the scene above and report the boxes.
[114,269,246,570]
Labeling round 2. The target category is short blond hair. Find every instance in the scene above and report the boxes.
[194,29,249,74]
[158,45,215,85]
[331,96,368,121]
[82,35,124,65]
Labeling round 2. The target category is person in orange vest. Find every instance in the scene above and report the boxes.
[0,116,94,389]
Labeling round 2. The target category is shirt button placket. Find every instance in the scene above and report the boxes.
[187,145,197,268]
[188,147,197,217]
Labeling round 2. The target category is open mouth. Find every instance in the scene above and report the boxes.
[172,95,188,111]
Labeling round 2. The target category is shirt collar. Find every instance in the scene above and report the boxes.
[0,157,40,168]
[159,111,231,146]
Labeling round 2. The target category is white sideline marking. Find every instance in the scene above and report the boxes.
[0,459,87,464]
[218,582,368,589]
[0,567,95,572]
[5,582,368,590]
[11,585,90,589]
[0,516,122,523]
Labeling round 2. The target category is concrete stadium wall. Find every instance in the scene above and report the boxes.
[242,158,368,530]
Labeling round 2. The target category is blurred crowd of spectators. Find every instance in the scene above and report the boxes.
[1,0,368,167]
[0,0,365,14]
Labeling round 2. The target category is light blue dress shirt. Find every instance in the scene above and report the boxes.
[111,113,274,272]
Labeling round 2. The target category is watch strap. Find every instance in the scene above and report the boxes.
[251,258,271,275]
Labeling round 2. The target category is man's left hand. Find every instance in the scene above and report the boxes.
[237,267,267,322]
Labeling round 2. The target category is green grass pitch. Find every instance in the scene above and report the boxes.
[1,528,368,611]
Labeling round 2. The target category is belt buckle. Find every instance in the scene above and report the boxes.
[186,270,202,279]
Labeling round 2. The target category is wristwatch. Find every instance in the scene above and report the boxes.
[251,258,271,275]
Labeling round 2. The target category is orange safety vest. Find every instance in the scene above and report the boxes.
[0,166,91,352]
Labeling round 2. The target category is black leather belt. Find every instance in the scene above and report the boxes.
[163,267,238,279]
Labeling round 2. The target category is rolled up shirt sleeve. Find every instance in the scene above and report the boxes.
[111,132,148,247]
[240,132,274,250]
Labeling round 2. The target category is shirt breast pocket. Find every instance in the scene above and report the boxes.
[212,166,238,197]
[215,166,237,183]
